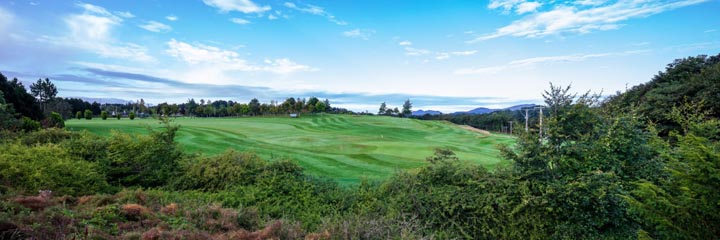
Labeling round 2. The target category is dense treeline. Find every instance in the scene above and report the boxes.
[0,54,719,239]
[415,109,536,133]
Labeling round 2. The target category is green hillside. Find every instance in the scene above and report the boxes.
[66,114,513,184]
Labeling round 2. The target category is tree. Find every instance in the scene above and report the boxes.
[129,111,136,120]
[323,99,331,112]
[402,99,412,117]
[0,73,43,120]
[379,102,387,115]
[0,91,20,130]
[249,98,260,116]
[76,111,82,120]
[116,112,121,120]
[315,101,327,113]
[29,78,57,112]
[84,109,93,120]
[101,111,108,120]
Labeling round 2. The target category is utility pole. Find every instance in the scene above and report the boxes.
[508,121,513,135]
[535,106,545,138]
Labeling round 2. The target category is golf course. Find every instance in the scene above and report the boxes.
[66,114,514,184]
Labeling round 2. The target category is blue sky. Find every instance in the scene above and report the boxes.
[0,0,718,112]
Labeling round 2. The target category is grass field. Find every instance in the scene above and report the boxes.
[66,114,514,184]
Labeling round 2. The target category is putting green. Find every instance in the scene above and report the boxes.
[66,114,514,184]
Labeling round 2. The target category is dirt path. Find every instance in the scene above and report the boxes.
[458,125,491,136]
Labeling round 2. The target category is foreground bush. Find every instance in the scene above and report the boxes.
[0,143,110,196]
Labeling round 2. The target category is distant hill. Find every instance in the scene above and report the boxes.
[411,109,443,116]
[452,104,537,115]
[76,97,131,104]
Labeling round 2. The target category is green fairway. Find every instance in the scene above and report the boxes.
[66,114,514,184]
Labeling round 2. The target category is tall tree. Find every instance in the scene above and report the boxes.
[379,102,387,115]
[249,98,260,116]
[402,99,413,117]
[30,78,57,112]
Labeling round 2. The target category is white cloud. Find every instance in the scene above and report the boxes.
[451,50,478,56]
[343,29,375,40]
[473,0,709,42]
[76,3,114,17]
[268,14,278,20]
[516,2,541,14]
[202,0,270,14]
[230,18,251,25]
[55,3,155,62]
[139,21,172,32]
[165,39,315,74]
[399,41,412,46]
[436,53,450,60]
[404,47,431,56]
[166,15,178,21]
[284,2,347,25]
[455,50,648,75]
[115,11,135,18]
[705,29,717,33]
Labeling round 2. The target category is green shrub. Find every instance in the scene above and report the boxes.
[75,111,82,120]
[100,111,108,120]
[0,143,110,196]
[104,125,182,188]
[20,117,39,132]
[46,111,65,128]
[21,128,78,145]
[129,112,135,120]
[172,150,266,191]
[84,110,92,120]
[115,113,121,120]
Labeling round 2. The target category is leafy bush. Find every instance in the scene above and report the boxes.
[75,111,81,120]
[172,150,265,191]
[100,111,108,120]
[0,143,110,196]
[129,112,135,120]
[20,117,39,132]
[43,111,64,128]
[84,109,92,120]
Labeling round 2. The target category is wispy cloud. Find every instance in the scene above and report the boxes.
[472,0,709,42]
[284,2,347,25]
[202,0,270,14]
[52,3,155,62]
[166,15,178,21]
[114,11,134,18]
[230,18,251,25]
[401,42,477,60]
[139,21,172,32]
[165,39,315,75]
[705,29,717,33]
[343,29,375,40]
[455,50,648,74]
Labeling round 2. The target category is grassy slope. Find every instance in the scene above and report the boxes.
[66,114,514,184]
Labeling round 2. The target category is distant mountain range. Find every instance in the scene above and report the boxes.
[411,110,443,116]
[411,104,537,116]
[75,97,131,104]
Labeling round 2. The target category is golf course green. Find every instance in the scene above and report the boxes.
[66,114,514,184]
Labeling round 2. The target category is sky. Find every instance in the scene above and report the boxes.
[0,0,719,113]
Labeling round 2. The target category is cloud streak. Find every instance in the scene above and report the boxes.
[455,50,648,75]
[284,2,347,25]
[472,0,709,42]
[202,0,270,14]
[165,39,315,75]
